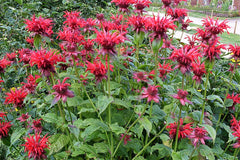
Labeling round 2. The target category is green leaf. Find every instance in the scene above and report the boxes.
[134,156,146,160]
[11,128,25,144]
[139,117,152,134]
[151,144,171,158]
[67,96,82,107]
[48,134,70,155]
[110,123,125,135]
[207,95,224,104]
[94,142,109,153]
[42,113,64,128]
[33,34,41,49]
[97,95,113,114]
[171,151,181,160]
[199,145,215,160]
[201,124,216,143]
[112,98,132,109]
[190,111,202,122]
[14,0,23,5]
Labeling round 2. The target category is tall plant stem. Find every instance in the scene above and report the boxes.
[234,148,240,160]
[66,101,73,124]
[132,125,166,160]
[223,63,236,103]
[107,55,113,158]
[200,71,210,124]
[174,105,182,152]
[135,42,140,67]
[112,103,148,158]
[149,101,154,117]
[154,49,158,84]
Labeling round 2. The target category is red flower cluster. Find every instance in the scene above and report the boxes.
[229,44,240,60]
[133,72,148,82]
[192,62,206,84]
[25,15,53,37]
[0,58,11,73]
[167,8,187,23]
[227,93,240,111]
[111,0,135,13]
[22,133,49,160]
[133,0,152,14]
[120,133,132,145]
[17,113,30,122]
[170,46,201,74]
[0,113,12,139]
[158,62,173,79]
[31,119,43,133]
[146,15,176,40]
[86,59,113,83]
[63,11,82,29]
[18,48,32,64]
[202,17,229,35]
[5,88,28,108]
[189,126,211,147]
[128,15,147,33]
[30,50,62,77]
[52,77,75,104]
[22,74,41,93]
[172,89,192,105]
[167,118,193,139]
[95,30,125,56]
[141,85,160,103]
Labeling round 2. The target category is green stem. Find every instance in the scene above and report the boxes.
[234,148,240,160]
[132,125,166,160]
[149,101,154,117]
[154,48,158,84]
[66,101,73,124]
[221,142,231,156]
[174,105,182,152]
[189,147,196,159]
[200,71,210,124]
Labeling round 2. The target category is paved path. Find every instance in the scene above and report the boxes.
[148,11,240,35]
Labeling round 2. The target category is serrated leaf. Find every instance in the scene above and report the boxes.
[201,124,216,143]
[151,144,171,158]
[112,98,132,109]
[139,117,152,134]
[11,128,25,144]
[199,145,215,160]
[67,96,82,107]
[171,151,181,160]
[94,142,109,153]
[207,95,224,104]
[42,113,63,128]
[97,95,113,114]
[34,34,41,49]
[49,134,70,155]
[110,123,125,135]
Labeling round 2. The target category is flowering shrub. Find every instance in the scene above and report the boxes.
[0,0,240,159]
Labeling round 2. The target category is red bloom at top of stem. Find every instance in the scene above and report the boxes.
[63,11,82,29]
[166,118,193,139]
[141,85,160,103]
[30,49,62,77]
[52,77,75,104]
[5,52,17,62]
[181,18,192,30]
[162,0,172,8]
[158,62,173,79]
[111,0,135,13]
[22,74,41,94]
[170,46,201,74]
[82,18,96,33]
[202,42,226,61]
[188,126,211,147]
[133,0,152,15]
[5,88,28,108]
[95,30,125,56]
[0,112,7,120]
[173,0,187,6]
[0,58,11,73]
[167,8,187,23]
[58,27,84,44]
[0,78,4,84]
[0,121,12,139]
[17,113,30,122]
[229,44,240,61]
[172,89,192,106]
[202,17,230,35]
[227,93,240,112]
[31,119,43,133]
[81,39,95,54]
[22,133,49,160]
[25,15,53,37]
[230,115,240,132]
[18,48,32,64]
[128,15,147,33]
[133,72,149,82]
[146,15,176,40]
[192,61,206,84]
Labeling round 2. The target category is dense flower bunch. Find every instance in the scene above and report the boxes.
[0,113,12,139]
[22,74,40,93]
[141,85,160,103]
[189,126,211,147]
[4,88,28,108]
[172,89,192,105]
[22,133,49,160]
[167,118,192,139]
[0,58,11,73]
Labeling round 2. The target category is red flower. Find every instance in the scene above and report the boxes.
[82,18,96,33]
[5,88,28,108]
[86,60,113,83]
[189,126,211,147]
[63,11,82,29]
[111,0,135,13]
[81,39,95,54]
[30,49,62,77]
[173,0,187,6]
[133,0,152,15]
[133,72,148,82]
[26,37,34,46]
[227,93,240,112]
[17,113,30,122]
[95,30,125,56]
[192,62,206,84]
[96,13,105,22]
[146,15,176,40]
[0,78,4,84]
[31,119,43,133]
[202,17,229,35]
[120,133,131,145]
[141,85,160,103]
[170,46,201,74]
[128,15,147,33]
[18,48,32,64]
[158,62,173,79]
[52,77,75,104]
[230,115,240,132]
[22,133,49,160]
[0,58,11,73]
[162,0,172,8]
[0,112,7,120]
[229,44,240,60]
[172,89,192,105]
[0,121,12,139]
[166,118,193,139]
[25,15,53,37]
[181,18,192,30]
[167,8,187,23]
[202,42,226,61]
[22,74,41,93]
[5,52,17,62]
